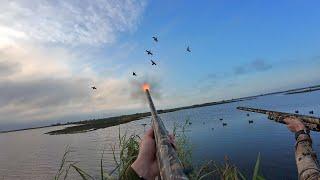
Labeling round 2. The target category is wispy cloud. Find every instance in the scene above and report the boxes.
[234,58,272,75]
[313,55,320,62]
[195,58,274,100]
[0,0,146,46]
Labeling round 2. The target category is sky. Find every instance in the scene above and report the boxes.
[0,0,320,130]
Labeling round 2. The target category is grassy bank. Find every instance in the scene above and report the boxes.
[46,113,151,135]
[46,97,253,135]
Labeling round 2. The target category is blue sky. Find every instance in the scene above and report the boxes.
[0,0,319,130]
[106,0,320,102]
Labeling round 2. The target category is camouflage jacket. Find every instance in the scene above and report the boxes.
[295,134,320,180]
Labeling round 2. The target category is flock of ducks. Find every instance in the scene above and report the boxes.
[132,36,191,77]
[90,36,191,89]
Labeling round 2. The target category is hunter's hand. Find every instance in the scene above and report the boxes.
[131,128,175,180]
[283,116,306,133]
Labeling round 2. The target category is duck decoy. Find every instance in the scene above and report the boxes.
[141,123,147,132]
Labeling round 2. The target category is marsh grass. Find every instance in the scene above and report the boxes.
[55,120,264,180]
[111,127,140,179]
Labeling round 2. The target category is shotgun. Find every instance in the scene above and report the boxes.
[237,106,320,132]
[144,87,188,180]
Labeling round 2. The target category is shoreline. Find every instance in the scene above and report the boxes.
[1,84,319,135]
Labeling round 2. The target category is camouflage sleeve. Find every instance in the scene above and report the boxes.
[295,134,320,180]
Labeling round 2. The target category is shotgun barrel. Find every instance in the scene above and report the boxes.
[237,106,320,132]
[145,89,188,180]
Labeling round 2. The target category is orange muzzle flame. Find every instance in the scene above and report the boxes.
[142,83,150,92]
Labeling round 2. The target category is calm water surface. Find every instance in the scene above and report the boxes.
[0,91,319,179]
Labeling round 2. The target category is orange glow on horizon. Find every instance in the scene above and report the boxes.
[142,83,150,91]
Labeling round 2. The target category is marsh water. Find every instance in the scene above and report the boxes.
[0,91,320,179]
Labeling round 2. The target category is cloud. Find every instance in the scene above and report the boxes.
[313,55,320,62]
[234,58,272,75]
[198,59,273,96]
[0,44,73,79]
[0,78,92,123]
[251,59,272,71]
[0,78,90,109]
[0,0,146,46]
[0,43,144,124]
[202,59,273,85]
[205,73,218,80]
[0,45,85,121]
[0,60,21,76]
[234,66,247,75]
[0,0,150,128]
